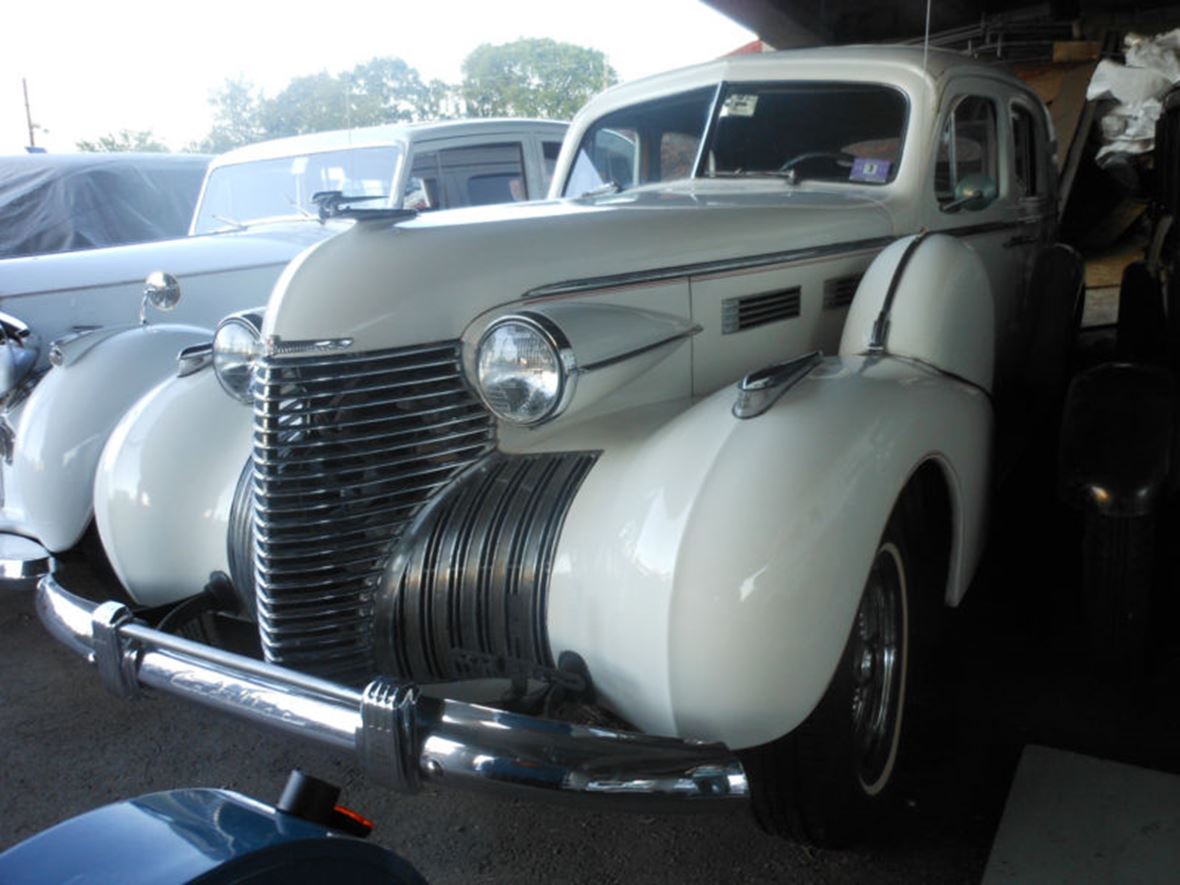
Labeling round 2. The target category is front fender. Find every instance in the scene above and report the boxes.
[0,324,210,550]
[547,355,991,749]
[94,367,252,605]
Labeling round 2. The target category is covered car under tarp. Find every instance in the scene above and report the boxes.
[0,152,210,259]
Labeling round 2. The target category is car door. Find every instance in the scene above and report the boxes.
[923,78,1027,390]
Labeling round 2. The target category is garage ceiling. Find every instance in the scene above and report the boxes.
[704,1,1180,47]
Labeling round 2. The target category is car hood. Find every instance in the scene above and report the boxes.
[0,221,344,298]
[266,181,899,350]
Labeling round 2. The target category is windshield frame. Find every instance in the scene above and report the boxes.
[560,79,913,197]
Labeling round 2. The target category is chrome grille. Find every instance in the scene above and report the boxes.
[375,452,598,682]
[252,341,496,679]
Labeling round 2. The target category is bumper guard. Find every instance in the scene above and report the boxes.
[36,576,748,808]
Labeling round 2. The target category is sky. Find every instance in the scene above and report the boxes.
[2,0,755,153]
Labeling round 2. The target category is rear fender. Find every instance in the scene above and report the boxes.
[547,355,991,749]
[94,367,252,605]
[2,323,209,550]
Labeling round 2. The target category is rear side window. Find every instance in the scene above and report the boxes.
[405,143,527,210]
[541,141,562,194]
[936,96,999,206]
[1011,105,1040,198]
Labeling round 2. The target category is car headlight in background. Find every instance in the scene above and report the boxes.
[475,315,575,425]
[212,315,262,404]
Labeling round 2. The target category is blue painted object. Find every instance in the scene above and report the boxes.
[0,788,425,884]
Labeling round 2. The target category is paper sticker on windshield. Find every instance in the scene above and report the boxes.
[850,158,891,183]
[721,94,758,117]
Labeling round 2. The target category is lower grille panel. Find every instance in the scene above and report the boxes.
[375,451,597,683]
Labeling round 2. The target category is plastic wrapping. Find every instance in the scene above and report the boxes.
[1085,30,1180,164]
[0,153,209,259]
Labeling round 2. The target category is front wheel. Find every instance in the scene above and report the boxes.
[740,501,923,847]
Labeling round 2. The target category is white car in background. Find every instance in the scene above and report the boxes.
[0,117,567,578]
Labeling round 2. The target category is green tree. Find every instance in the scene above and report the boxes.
[76,128,169,152]
[347,57,437,124]
[461,38,616,120]
[192,57,450,151]
[258,71,352,137]
[192,77,264,153]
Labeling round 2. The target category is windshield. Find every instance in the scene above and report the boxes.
[191,144,403,234]
[562,81,908,196]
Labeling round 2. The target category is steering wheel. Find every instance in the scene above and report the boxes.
[777,150,856,175]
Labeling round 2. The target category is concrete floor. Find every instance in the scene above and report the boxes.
[3,458,1180,882]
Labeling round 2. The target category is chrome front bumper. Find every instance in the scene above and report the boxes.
[37,576,748,808]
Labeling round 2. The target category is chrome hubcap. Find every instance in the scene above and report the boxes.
[850,545,905,793]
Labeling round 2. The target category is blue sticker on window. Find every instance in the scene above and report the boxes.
[850,158,891,183]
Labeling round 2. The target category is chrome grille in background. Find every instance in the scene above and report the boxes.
[252,341,496,680]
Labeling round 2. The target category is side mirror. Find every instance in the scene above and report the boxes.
[944,174,998,213]
[140,271,181,325]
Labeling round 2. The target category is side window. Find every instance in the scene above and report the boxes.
[406,143,530,210]
[439,143,528,207]
[660,131,700,181]
[406,150,443,210]
[935,96,999,207]
[541,141,562,194]
[567,127,638,195]
[1011,105,1040,198]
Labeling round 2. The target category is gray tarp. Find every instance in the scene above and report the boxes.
[0,153,210,259]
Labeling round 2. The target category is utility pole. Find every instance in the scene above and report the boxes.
[22,77,36,147]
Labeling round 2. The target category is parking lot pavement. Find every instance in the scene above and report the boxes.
[4,465,1179,882]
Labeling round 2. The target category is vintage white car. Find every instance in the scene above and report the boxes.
[0,118,567,579]
[40,47,1080,845]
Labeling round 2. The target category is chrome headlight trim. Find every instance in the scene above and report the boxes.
[212,313,263,404]
[474,312,577,426]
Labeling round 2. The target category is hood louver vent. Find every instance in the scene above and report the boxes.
[823,274,863,310]
[722,286,801,334]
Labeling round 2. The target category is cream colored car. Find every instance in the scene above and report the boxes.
[42,47,1078,846]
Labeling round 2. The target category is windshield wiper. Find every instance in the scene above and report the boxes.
[285,194,317,221]
[580,180,623,198]
[210,213,248,232]
[703,169,798,183]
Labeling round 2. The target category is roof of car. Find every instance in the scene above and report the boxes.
[211,118,569,170]
[576,44,1023,123]
[0,152,210,172]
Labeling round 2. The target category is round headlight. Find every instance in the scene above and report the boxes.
[476,317,573,425]
[213,318,261,404]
